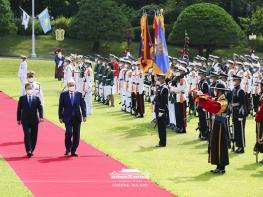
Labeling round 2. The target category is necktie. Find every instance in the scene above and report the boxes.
[29,96,32,107]
[70,93,74,105]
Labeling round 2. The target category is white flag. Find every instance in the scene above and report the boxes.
[21,8,30,30]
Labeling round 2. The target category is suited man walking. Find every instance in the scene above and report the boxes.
[17,83,43,158]
[59,80,87,156]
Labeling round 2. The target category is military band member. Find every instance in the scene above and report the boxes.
[197,69,210,140]
[195,83,229,174]
[232,75,246,153]
[154,74,168,147]
[254,81,263,162]
[18,55,28,96]
[26,71,44,106]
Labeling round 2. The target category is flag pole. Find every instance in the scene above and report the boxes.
[31,0,36,57]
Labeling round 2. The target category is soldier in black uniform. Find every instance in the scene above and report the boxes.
[197,69,210,140]
[209,72,218,97]
[154,74,168,147]
[106,63,115,107]
[232,75,246,153]
[94,55,102,101]
[97,60,105,103]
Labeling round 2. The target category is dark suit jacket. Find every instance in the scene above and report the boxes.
[17,95,43,125]
[58,91,87,123]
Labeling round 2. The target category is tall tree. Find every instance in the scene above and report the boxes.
[169,3,247,56]
[0,0,17,35]
[69,0,131,51]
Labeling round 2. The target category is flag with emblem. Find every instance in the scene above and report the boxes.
[20,7,30,30]
[138,14,153,72]
[38,8,51,34]
[153,12,169,74]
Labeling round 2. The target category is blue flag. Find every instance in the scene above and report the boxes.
[38,8,51,34]
[155,19,169,74]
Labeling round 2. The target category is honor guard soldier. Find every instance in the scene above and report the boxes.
[154,73,168,147]
[94,55,102,101]
[105,63,115,107]
[171,66,189,133]
[232,75,247,153]
[102,60,109,104]
[252,65,262,113]
[209,72,218,97]
[188,66,199,115]
[125,65,133,113]
[18,55,28,96]
[136,66,145,118]
[83,60,93,115]
[98,60,106,103]
[167,64,177,130]
[197,68,210,140]
[63,57,74,89]
[242,62,253,115]
[26,71,44,106]
[118,60,128,111]
[195,83,229,174]
[74,55,84,92]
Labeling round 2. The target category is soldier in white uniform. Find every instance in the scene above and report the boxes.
[252,65,262,113]
[125,67,133,113]
[18,55,28,96]
[63,57,74,90]
[167,65,176,130]
[83,61,93,115]
[26,71,44,106]
[171,66,189,133]
[118,60,127,111]
[136,67,145,118]
[74,56,83,92]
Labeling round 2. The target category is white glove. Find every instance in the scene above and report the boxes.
[158,112,164,118]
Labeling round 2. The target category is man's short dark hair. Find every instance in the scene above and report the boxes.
[25,83,32,89]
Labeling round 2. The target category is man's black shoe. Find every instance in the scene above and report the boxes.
[71,153,78,157]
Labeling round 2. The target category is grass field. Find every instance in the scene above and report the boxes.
[0,58,262,197]
[0,35,262,59]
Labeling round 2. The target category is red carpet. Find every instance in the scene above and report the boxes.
[0,92,174,197]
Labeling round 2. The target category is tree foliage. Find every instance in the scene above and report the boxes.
[251,6,263,36]
[168,3,247,56]
[69,0,131,51]
[0,0,17,35]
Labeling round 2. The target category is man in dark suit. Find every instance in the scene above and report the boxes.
[59,80,87,156]
[17,83,44,158]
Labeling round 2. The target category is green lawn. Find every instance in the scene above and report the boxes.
[0,35,262,59]
[0,58,262,197]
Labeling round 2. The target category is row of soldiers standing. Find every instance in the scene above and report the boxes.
[148,53,263,174]
[93,54,145,118]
